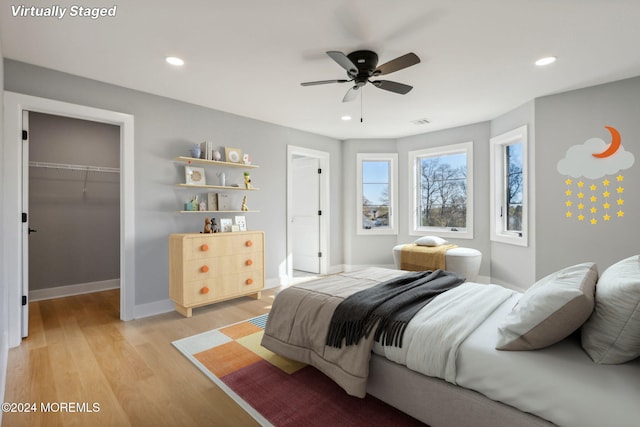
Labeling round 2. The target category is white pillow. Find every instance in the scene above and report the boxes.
[414,236,448,247]
[496,262,597,351]
[581,255,640,364]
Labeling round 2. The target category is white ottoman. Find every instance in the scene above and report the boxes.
[392,244,482,282]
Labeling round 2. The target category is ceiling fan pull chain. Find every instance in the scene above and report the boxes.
[360,88,364,123]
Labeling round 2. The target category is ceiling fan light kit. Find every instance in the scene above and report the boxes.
[301,49,420,103]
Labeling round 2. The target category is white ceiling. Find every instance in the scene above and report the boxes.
[2,0,640,140]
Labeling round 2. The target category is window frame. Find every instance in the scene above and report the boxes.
[356,153,398,235]
[409,142,474,239]
[490,125,528,247]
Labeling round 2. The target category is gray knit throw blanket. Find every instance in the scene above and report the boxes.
[325,269,465,348]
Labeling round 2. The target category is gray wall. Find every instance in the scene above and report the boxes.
[535,76,640,277]
[490,101,536,289]
[28,112,120,290]
[397,123,492,279]
[5,59,343,307]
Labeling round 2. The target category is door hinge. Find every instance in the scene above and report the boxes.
[22,296,27,306]
[22,212,28,223]
[22,130,28,140]
[318,210,322,216]
[318,252,323,258]
[318,168,322,174]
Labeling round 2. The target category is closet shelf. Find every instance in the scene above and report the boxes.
[29,161,120,173]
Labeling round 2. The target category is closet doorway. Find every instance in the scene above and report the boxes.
[286,146,330,283]
[26,112,121,304]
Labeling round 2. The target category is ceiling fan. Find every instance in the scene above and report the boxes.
[301,50,420,102]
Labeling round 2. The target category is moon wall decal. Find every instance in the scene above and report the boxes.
[592,126,621,158]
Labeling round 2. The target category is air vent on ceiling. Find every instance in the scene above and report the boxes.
[411,118,431,125]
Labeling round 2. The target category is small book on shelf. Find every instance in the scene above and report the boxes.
[217,193,231,211]
[207,193,218,211]
[200,141,213,160]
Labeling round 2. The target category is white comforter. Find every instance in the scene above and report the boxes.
[373,282,514,383]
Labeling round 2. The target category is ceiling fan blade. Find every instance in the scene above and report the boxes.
[342,86,359,103]
[371,80,413,95]
[301,79,350,86]
[327,51,358,75]
[374,52,420,76]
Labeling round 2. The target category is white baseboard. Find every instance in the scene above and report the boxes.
[29,279,120,302]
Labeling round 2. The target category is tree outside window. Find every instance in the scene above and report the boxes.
[410,142,474,238]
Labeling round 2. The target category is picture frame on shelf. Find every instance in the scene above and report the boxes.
[231,225,240,232]
[185,166,206,185]
[220,218,233,232]
[235,215,247,231]
[225,147,243,164]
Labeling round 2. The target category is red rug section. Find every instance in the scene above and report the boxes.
[221,359,425,426]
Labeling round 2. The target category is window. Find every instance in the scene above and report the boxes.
[490,125,528,246]
[356,153,398,235]
[409,142,474,238]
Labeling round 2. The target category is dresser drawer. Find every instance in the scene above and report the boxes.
[182,272,264,306]
[182,233,263,260]
[183,253,263,281]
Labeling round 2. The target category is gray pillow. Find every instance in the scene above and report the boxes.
[496,262,597,351]
[581,255,640,364]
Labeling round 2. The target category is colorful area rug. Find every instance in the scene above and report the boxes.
[172,314,425,426]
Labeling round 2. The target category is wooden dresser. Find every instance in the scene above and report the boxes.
[169,231,265,317]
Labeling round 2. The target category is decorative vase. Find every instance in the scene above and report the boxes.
[217,172,226,187]
[190,144,201,159]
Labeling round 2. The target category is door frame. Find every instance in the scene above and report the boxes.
[3,91,135,348]
[286,146,330,284]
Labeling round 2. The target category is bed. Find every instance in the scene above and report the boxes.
[261,256,640,427]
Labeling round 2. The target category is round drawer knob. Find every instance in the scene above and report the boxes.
[246,259,253,266]
[201,244,209,251]
[201,265,209,273]
[201,286,209,294]
[246,278,254,285]
[245,240,253,247]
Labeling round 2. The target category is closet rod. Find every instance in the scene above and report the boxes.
[29,161,120,174]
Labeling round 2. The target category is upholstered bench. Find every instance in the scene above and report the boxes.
[392,243,482,282]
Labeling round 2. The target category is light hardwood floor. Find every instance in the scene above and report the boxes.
[3,289,278,427]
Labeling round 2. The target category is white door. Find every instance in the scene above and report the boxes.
[21,110,30,337]
[292,156,320,273]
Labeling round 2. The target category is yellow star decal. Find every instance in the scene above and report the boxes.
[617,210,625,217]
[603,214,611,221]
[617,174,624,182]
[603,202,611,209]
[577,181,585,188]
[617,198,625,206]
[578,214,585,221]
[565,178,573,186]
[617,187,624,194]
[590,218,598,225]
[603,190,610,198]
[578,203,585,210]
[589,184,597,191]
[590,207,597,214]
[565,200,573,207]
[565,189,572,196]
[590,196,597,203]
[566,211,573,218]
[577,192,584,199]
[602,179,610,186]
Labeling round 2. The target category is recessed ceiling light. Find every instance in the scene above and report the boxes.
[535,56,557,66]
[166,56,185,66]
[341,115,352,121]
